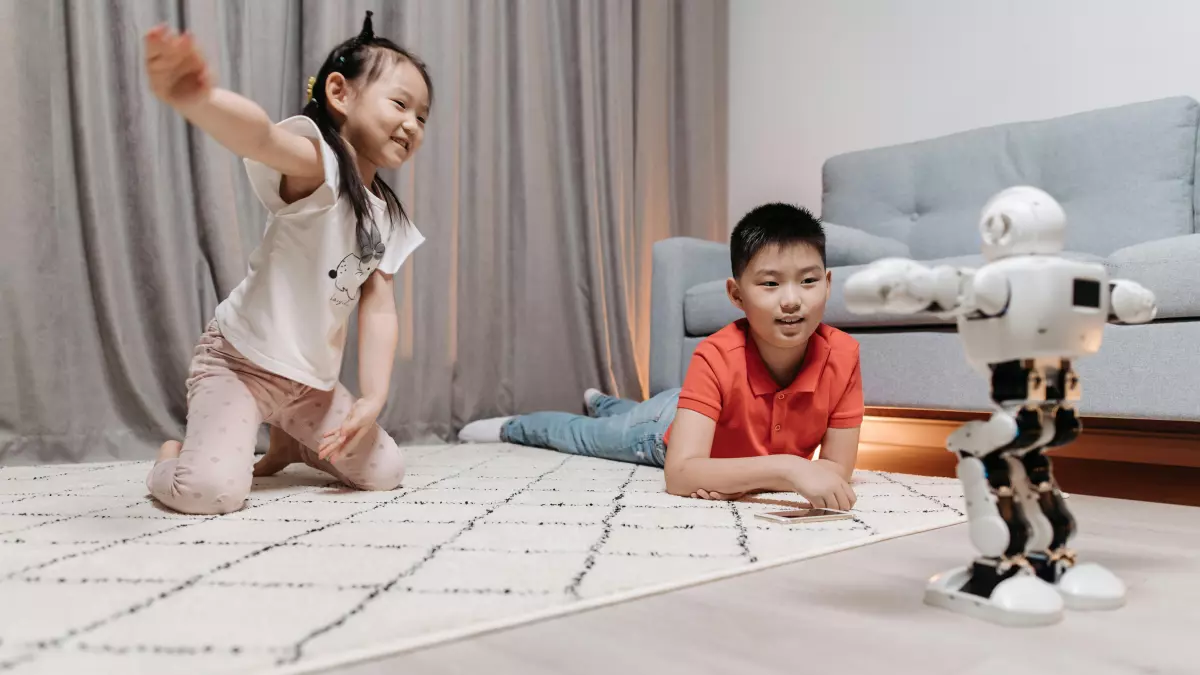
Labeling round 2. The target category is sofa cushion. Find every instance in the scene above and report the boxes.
[824,251,1112,329]
[683,280,742,336]
[824,222,910,266]
[1109,233,1200,319]
[821,97,1199,260]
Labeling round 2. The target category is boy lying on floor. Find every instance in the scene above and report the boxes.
[459,203,863,509]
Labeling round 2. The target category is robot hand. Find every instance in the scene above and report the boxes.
[843,258,967,315]
[1109,279,1157,324]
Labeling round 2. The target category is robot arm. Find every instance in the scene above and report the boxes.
[1108,279,1157,324]
[843,258,1005,317]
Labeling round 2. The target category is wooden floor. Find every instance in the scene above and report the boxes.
[856,443,1200,507]
[326,494,1200,675]
[856,410,1200,507]
[317,421,1199,674]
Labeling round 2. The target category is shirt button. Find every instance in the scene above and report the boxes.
[774,424,782,431]
[777,393,786,400]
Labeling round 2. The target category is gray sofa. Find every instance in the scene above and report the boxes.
[650,96,1200,421]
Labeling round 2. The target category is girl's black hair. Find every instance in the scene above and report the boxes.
[303,10,434,258]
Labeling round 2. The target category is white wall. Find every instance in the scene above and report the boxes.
[729,0,1200,226]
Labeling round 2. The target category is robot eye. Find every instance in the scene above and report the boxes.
[983,213,1011,244]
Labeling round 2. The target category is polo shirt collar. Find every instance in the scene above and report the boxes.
[743,322,831,396]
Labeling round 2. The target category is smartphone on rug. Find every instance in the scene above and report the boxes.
[754,508,854,524]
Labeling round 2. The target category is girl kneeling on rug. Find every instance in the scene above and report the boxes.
[143,12,431,514]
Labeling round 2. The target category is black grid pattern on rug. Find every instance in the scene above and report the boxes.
[0,445,964,674]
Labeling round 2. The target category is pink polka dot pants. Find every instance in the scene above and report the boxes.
[147,321,405,515]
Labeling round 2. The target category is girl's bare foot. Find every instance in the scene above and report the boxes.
[157,440,182,463]
[253,427,303,477]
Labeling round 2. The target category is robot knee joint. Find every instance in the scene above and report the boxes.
[947,413,1019,458]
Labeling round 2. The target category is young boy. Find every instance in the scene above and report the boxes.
[458,203,863,509]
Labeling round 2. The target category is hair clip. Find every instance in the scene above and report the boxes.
[338,56,345,64]
[306,76,316,101]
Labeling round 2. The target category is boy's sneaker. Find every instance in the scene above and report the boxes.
[457,416,514,443]
[583,388,605,416]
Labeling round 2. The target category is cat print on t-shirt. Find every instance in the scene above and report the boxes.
[328,222,387,306]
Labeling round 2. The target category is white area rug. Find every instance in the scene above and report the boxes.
[0,444,965,674]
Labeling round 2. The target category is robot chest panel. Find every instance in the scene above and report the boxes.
[959,257,1109,363]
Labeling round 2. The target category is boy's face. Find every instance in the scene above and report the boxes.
[726,243,831,352]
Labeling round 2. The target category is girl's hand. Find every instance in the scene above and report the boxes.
[144,24,213,108]
[318,398,385,462]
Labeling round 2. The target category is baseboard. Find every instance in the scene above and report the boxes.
[860,415,1200,468]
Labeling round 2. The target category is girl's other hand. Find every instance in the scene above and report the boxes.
[317,397,385,463]
[144,24,213,108]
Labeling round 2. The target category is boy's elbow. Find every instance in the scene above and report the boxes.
[663,465,693,497]
[665,480,690,498]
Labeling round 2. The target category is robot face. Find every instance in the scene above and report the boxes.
[978,186,1067,260]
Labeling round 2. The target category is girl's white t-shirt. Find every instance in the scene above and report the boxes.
[214,115,424,391]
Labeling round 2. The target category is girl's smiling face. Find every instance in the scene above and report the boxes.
[328,55,431,174]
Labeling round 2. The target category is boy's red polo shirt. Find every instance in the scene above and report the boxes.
[666,319,864,459]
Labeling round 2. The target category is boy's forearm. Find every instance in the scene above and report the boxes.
[666,455,801,497]
[813,458,853,482]
[357,286,398,406]
[815,426,861,482]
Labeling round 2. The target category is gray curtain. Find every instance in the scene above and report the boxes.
[0,0,728,465]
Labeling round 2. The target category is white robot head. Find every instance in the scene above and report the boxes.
[978,186,1067,260]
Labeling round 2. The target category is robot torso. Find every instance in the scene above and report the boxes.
[957,255,1110,369]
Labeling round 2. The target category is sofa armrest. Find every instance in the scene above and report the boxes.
[1108,233,1200,320]
[823,222,910,267]
[650,237,731,395]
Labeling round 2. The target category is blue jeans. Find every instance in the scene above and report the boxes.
[500,389,680,467]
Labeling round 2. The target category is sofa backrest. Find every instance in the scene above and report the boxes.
[820,97,1200,259]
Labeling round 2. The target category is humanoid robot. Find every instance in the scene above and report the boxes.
[842,186,1157,626]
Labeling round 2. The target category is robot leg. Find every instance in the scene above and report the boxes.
[990,361,1062,562]
[948,405,1056,560]
[924,409,1063,626]
[1021,404,1126,610]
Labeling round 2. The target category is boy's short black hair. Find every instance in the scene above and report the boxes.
[730,203,825,278]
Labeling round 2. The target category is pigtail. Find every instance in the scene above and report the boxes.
[359,11,375,40]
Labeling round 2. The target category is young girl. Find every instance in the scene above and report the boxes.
[143,12,432,514]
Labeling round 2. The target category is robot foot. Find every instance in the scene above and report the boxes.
[924,560,1063,627]
[1026,550,1126,610]
[1056,562,1126,610]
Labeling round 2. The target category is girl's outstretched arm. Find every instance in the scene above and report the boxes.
[144,24,323,180]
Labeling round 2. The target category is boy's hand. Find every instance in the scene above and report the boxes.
[144,24,214,108]
[318,397,385,462]
[789,460,856,510]
[690,489,746,501]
